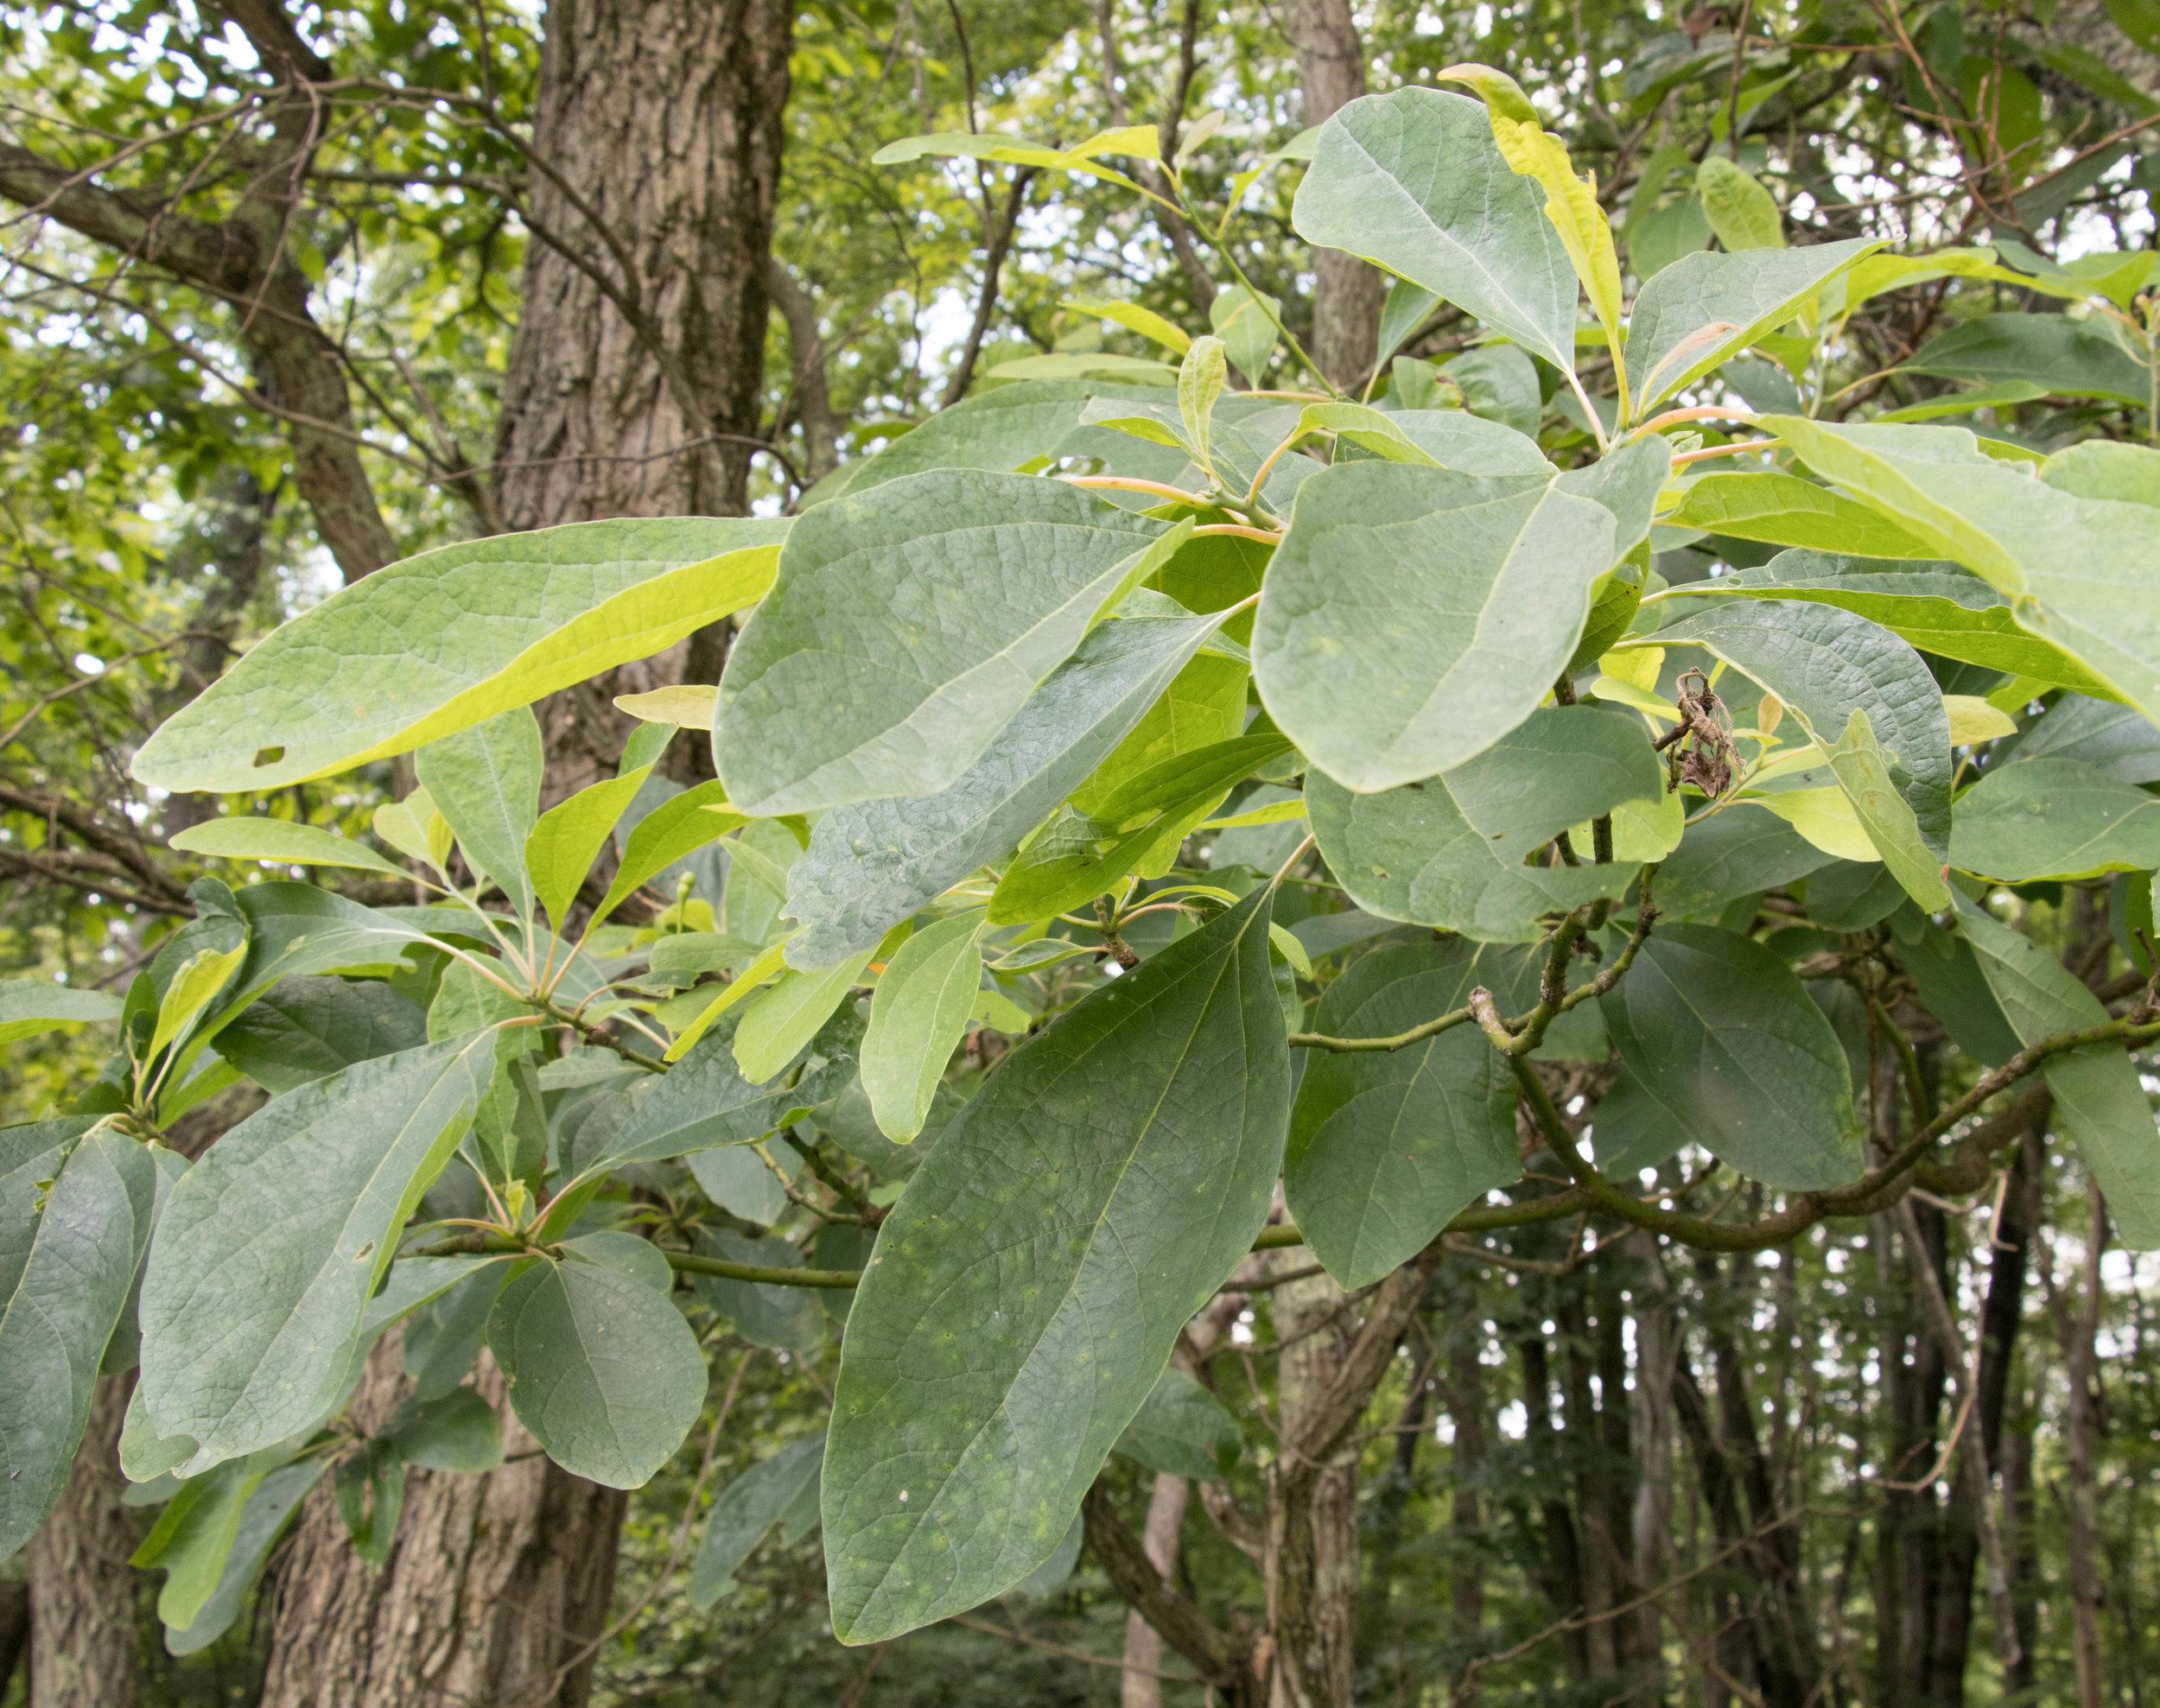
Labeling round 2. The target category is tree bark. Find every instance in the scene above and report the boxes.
[1264,1265,1361,1708]
[1278,0,1382,389]
[1929,1127,2042,1702]
[491,0,793,800]
[26,1374,137,1708]
[767,261,842,488]
[260,1337,626,1708]
[1445,1282,1487,1648]
[262,6,792,1694]
[1120,1474,1191,1708]
[2060,1179,2109,1708]
[492,0,790,535]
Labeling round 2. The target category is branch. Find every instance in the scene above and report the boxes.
[1081,1483,1253,1691]
[0,143,258,294]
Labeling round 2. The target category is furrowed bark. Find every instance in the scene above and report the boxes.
[494,0,792,800]
[26,1375,137,1708]
[1277,0,1382,389]
[260,1337,625,1708]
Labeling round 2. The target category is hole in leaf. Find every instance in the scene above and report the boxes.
[252,746,285,768]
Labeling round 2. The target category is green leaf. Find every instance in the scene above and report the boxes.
[160,1459,325,1654]
[595,779,747,923]
[384,1387,504,1473]
[1061,296,1191,355]
[132,517,785,792]
[1090,733,1293,830]
[1438,64,1624,375]
[1115,1368,1242,1477]
[1802,860,1909,931]
[1903,313,2153,404]
[334,1439,405,1564]
[169,818,408,879]
[1696,155,1783,250]
[146,943,248,1068]
[0,980,122,1046]
[2042,438,2160,505]
[1306,706,1657,939]
[1768,417,2160,728]
[984,796,1206,926]
[1654,804,1841,919]
[416,708,543,917]
[716,472,1170,816]
[689,1227,825,1350]
[861,911,988,1141]
[664,940,790,1063]
[1293,88,1579,371]
[0,1130,160,1562]
[810,381,1186,505]
[1949,758,2160,879]
[1999,693,2160,782]
[487,1232,708,1488]
[1208,287,1280,388]
[689,1143,794,1226]
[1178,334,1229,476]
[1629,194,1712,282]
[1661,472,1937,558]
[613,683,716,728]
[524,764,655,925]
[1956,902,2160,1247]
[823,891,1289,1642]
[1070,647,1250,816]
[734,939,884,1085]
[781,606,1223,968]
[1819,708,1949,909]
[595,1028,799,1173]
[1599,924,1864,1189]
[989,352,1177,384]
[1442,346,1545,438]
[138,1032,495,1473]
[1648,601,1953,906]
[1375,277,1441,371]
[1285,941,1518,1288]
[401,1265,509,1401]
[1625,238,1879,414]
[133,1455,273,1632]
[1697,549,2120,694]
[372,787,452,870]
[688,1433,825,1610]
[1253,461,1617,791]
[213,975,428,1095]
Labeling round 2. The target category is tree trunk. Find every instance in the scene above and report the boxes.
[1445,1282,1487,1648]
[1929,1127,2042,1702]
[1265,1265,1361,1708]
[1518,1324,1591,1679]
[25,1375,137,1708]
[1629,1230,1678,1690]
[2062,1180,2109,1708]
[262,6,791,1697]
[493,0,793,796]
[1120,1474,1191,1708]
[1277,0,1382,390]
[260,1337,626,1708]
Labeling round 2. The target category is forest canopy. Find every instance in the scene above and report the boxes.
[6,1,2160,1705]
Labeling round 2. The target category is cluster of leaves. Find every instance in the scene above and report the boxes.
[14,46,2160,1667]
